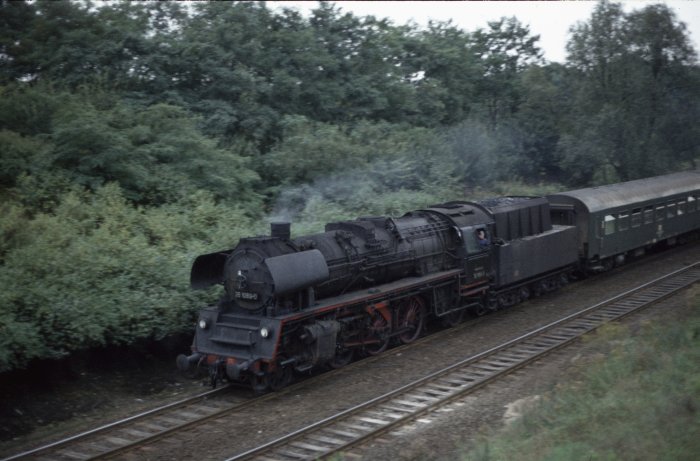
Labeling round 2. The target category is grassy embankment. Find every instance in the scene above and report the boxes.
[463,286,700,461]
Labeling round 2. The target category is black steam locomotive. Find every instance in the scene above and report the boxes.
[178,171,699,391]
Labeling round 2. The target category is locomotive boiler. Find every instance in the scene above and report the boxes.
[190,211,461,315]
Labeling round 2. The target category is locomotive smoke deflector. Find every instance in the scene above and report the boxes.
[264,249,329,295]
[190,251,232,289]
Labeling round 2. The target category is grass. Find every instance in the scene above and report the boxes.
[463,286,700,461]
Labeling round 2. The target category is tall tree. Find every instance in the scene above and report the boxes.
[562,0,698,184]
[624,4,698,172]
[471,17,543,126]
[407,20,479,125]
[513,63,570,181]
[0,0,37,84]
[567,0,627,98]
[0,1,156,88]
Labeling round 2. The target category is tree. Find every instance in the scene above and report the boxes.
[567,0,627,97]
[0,0,37,84]
[471,17,544,126]
[562,0,698,183]
[624,4,698,173]
[405,21,479,125]
[512,64,570,181]
[0,1,154,88]
[49,95,261,207]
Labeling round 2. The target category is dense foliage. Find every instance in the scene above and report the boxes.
[0,0,697,371]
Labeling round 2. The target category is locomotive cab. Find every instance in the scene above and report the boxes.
[458,225,492,284]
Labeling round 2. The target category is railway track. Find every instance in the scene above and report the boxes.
[2,385,247,461]
[3,314,454,461]
[4,258,697,461]
[226,261,699,461]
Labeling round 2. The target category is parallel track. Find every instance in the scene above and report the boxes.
[226,262,699,461]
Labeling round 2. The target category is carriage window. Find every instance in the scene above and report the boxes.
[655,205,665,221]
[678,200,686,215]
[631,208,642,228]
[618,212,629,231]
[643,206,654,224]
[603,214,616,235]
[688,195,696,213]
[667,202,676,218]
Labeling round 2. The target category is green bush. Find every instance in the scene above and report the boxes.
[0,130,52,187]
[0,183,257,372]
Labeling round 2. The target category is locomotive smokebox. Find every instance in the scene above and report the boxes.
[271,222,291,240]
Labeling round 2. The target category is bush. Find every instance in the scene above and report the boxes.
[0,183,258,372]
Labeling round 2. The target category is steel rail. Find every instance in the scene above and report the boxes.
[1,386,233,461]
[225,261,699,461]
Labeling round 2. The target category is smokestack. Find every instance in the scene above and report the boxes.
[271,222,291,240]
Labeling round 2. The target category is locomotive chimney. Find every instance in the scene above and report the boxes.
[271,222,291,240]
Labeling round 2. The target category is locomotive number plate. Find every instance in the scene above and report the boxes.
[234,290,259,301]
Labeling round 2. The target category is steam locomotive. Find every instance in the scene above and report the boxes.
[177,171,699,392]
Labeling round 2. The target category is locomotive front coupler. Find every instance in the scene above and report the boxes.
[225,360,251,381]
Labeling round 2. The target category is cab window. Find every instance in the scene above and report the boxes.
[461,226,489,254]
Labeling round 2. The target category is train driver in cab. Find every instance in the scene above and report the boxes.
[476,228,490,248]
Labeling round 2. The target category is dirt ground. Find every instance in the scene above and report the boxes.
[1,243,697,460]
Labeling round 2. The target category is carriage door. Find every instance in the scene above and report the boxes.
[459,226,492,284]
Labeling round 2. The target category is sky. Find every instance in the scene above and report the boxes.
[273,1,700,63]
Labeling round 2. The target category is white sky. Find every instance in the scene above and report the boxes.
[273,1,700,63]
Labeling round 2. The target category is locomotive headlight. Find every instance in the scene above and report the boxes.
[198,319,208,330]
[260,327,270,338]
